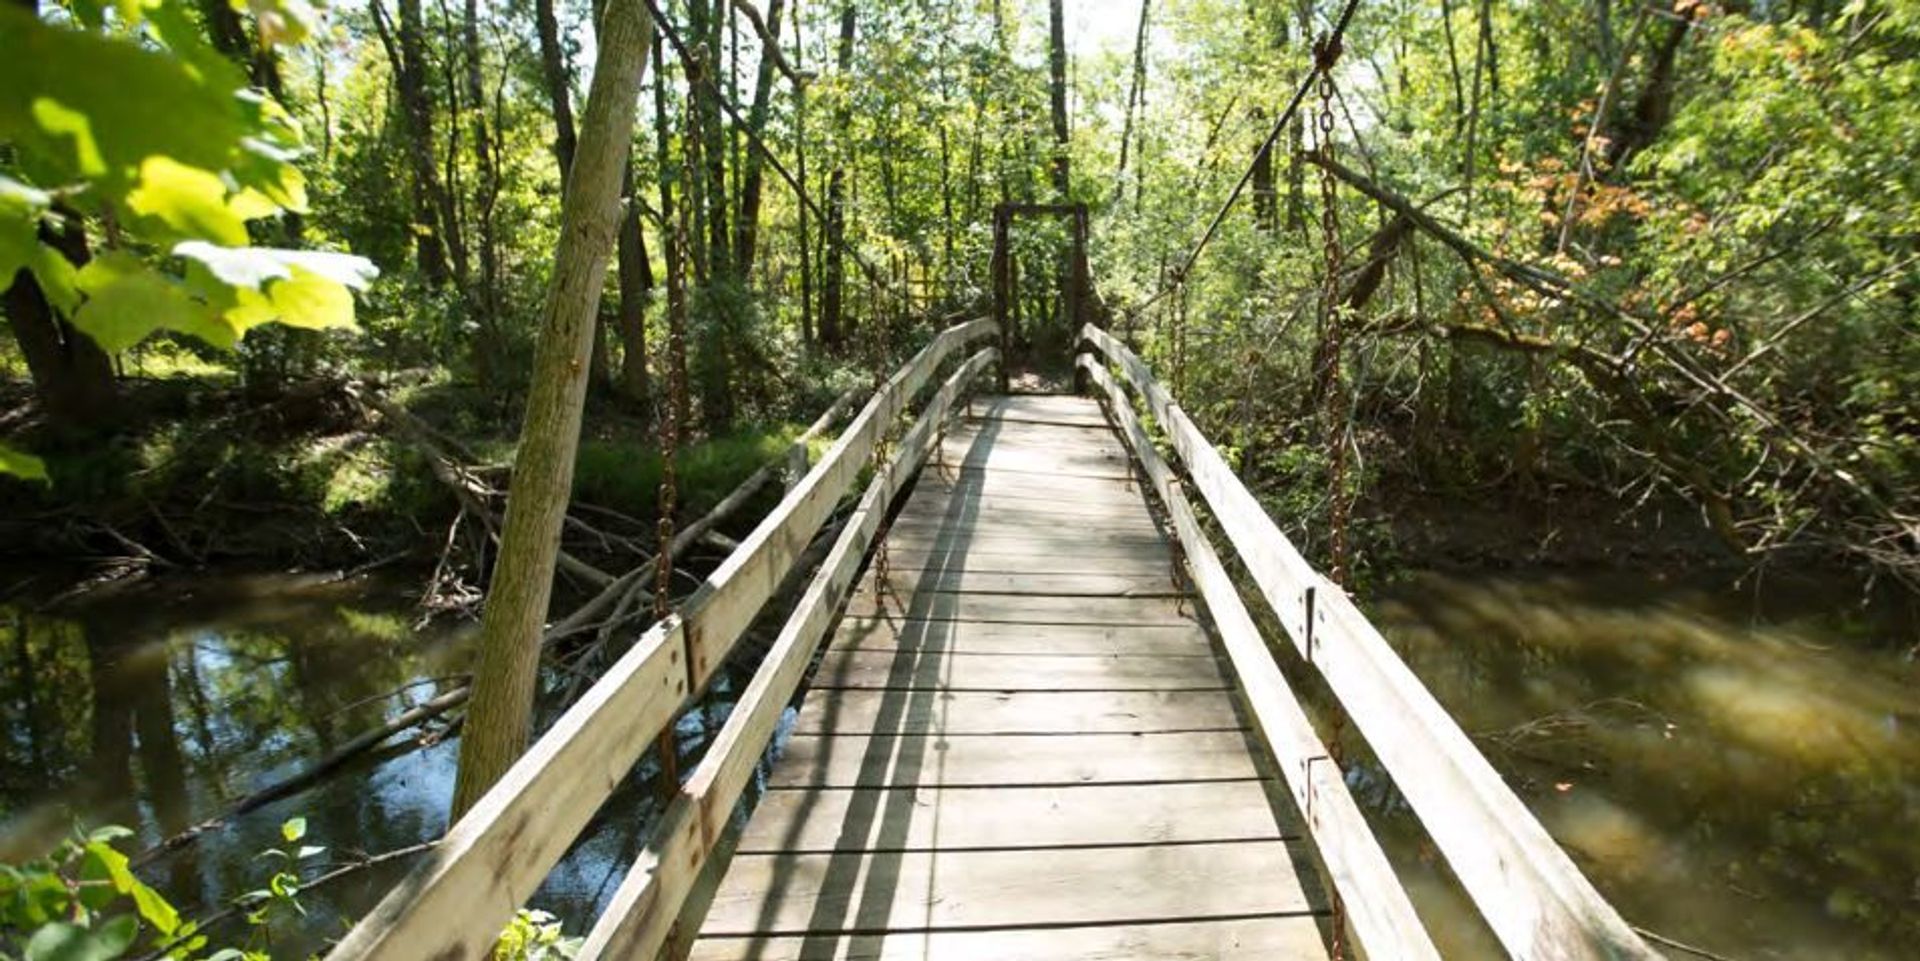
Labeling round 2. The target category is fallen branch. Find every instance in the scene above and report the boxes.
[133,687,470,867]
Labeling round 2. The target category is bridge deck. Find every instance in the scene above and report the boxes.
[689,395,1331,961]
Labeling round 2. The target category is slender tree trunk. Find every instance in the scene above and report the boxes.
[534,0,578,177]
[1113,0,1148,201]
[617,164,653,406]
[1046,0,1070,200]
[464,0,504,380]
[819,3,855,350]
[733,0,786,278]
[372,0,452,286]
[4,218,116,426]
[449,0,656,818]
[792,0,813,343]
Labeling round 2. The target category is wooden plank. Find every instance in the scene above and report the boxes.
[1085,357,1440,961]
[690,917,1329,961]
[941,421,1130,455]
[810,649,1229,692]
[896,489,1160,524]
[932,446,1136,480]
[324,622,688,961]
[842,567,1182,598]
[908,469,1151,506]
[883,528,1171,557]
[735,781,1295,853]
[966,394,1111,427]
[792,689,1244,735]
[579,349,999,960]
[892,502,1161,533]
[878,548,1175,578]
[841,591,1198,625]
[700,840,1317,935]
[831,617,1209,656]
[1081,327,1659,960]
[770,731,1268,787]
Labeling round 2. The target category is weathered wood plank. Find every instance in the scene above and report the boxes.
[769,731,1268,787]
[908,469,1151,506]
[791,689,1244,735]
[843,567,1182,598]
[689,917,1330,961]
[878,548,1175,578]
[965,394,1111,427]
[1082,327,1660,960]
[841,591,1197,625]
[1085,357,1441,961]
[809,649,1229,692]
[895,491,1160,526]
[831,616,1208,655]
[736,781,1295,854]
[701,841,1317,935]
[883,528,1171,557]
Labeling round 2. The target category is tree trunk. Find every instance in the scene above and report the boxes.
[792,0,813,343]
[465,0,504,379]
[534,0,578,178]
[819,3,855,350]
[733,0,787,278]
[4,218,116,426]
[617,164,653,406]
[1046,0,1070,200]
[1605,16,1690,171]
[449,0,656,819]
[372,0,452,286]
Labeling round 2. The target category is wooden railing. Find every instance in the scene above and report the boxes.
[1078,324,1661,961]
[327,317,998,961]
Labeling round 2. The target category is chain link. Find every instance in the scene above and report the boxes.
[1312,32,1351,961]
[1313,32,1353,591]
[867,277,894,607]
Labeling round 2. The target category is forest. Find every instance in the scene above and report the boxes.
[1,0,1916,957]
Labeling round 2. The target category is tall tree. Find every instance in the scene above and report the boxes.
[732,0,786,278]
[534,0,578,176]
[370,0,453,286]
[450,0,657,818]
[464,0,505,376]
[818,3,855,349]
[1046,0,1070,199]
[3,217,116,426]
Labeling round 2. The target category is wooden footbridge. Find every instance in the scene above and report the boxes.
[331,319,1661,960]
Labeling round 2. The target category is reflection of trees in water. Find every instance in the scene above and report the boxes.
[1371,572,1920,954]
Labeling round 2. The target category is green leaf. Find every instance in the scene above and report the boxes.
[280,817,306,843]
[0,442,49,483]
[71,253,227,353]
[0,7,249,193]
[0,175,51,282]
[295,845,326,861]
[174,242,378,291]
[125,156,249,246]
[23,921,126,961]
[84,826,134,844]
[267,266,357,332]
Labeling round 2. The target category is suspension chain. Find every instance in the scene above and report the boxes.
[1312,31,1351,961]
[652,94,698,801]
[1171,275,1188,402]
[867,277,895,607]
[1313,32,1353,591]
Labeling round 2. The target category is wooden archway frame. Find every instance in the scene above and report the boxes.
[990,202,1090,390]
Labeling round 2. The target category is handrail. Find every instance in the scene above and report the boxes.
[1079,356,1440,961]
[1079,324,1660,961]
[581,346,1000,959]
[326,317,998,961]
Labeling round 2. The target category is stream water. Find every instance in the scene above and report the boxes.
[0,564,1912,958]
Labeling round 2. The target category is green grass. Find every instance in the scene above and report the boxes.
[571,425,807,518]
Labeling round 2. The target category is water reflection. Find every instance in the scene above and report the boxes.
[0,571,476,950]
[0,568,793,956]
[1363,570,1919,960]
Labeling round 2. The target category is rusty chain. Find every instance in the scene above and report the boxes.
[1314,32,1353,592]
[866,276,894,608]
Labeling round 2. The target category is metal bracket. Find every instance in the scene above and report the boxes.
[1303,583,1318,663]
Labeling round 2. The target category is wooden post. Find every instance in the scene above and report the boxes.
[991,203,1011,391]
